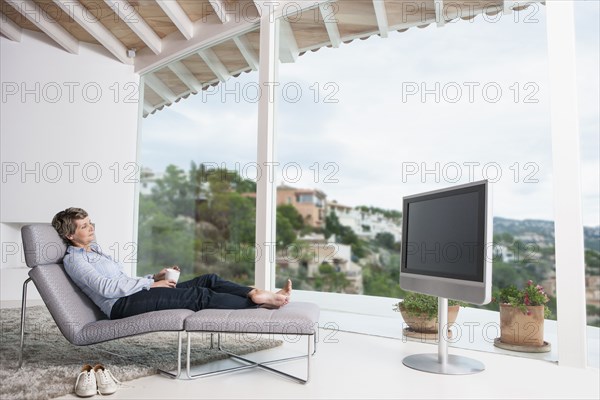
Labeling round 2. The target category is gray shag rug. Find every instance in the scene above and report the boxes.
[0,306,282,399]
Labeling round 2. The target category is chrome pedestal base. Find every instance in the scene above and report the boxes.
[403,353,485,375]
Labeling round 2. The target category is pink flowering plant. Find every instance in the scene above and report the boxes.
[495,280,551,318]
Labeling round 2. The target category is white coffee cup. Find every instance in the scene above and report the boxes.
[165,268,180,284]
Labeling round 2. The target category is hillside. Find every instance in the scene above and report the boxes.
[493,217,600,252]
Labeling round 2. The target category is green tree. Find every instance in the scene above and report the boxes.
[316,262,350,293]
[355,205,402,221]
[149,164,194,218]
[226,193,256,245]
[234,179,257,194]
[492,262,530,290]
[196,191,255,243]
[325,212,368,259]
[191,165,257,243]
[137,196,194,276]
[139,163,258,284]
[501,232,514,243]
[276,210,297,248]
[375,232,396,251]
[585,250,600,275]
[277,204,304,230]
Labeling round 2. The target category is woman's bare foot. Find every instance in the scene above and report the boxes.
[277,279,292,298]
[249,289,287,309]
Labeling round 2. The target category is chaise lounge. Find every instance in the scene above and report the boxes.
[19,224,319,383]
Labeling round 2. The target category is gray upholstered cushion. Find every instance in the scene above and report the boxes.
[21,224,318,346]
[29,264,105,343]
[28,264,194,345]
[76,309,194,345]
[21,224,67,267]
[184,302,320,335]
[22,224,194,346]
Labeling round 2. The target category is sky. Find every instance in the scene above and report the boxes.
[141,2,599,227]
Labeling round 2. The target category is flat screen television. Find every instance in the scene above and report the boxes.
[400,180,492,305]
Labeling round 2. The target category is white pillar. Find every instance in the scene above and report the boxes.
[254,4,279,290]
[132,74,145,277]
[546,1,587,368]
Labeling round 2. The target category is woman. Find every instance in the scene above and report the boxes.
[52,207,291,319]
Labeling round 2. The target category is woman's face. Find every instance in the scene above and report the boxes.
[68,217,95,248]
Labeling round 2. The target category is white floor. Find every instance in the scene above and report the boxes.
[53,327,599,400]
[6,295,599,399]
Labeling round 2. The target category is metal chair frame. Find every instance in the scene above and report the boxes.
[185,331,317,384]
[18,278,183,379]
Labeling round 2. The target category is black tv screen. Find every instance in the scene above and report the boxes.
[400,180,492,304]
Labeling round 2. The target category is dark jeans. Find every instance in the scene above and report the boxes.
[110,274,257,319]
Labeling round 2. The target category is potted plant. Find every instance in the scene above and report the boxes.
[393,292,465,337]
[495,280,551,349]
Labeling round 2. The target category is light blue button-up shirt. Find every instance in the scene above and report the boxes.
[63,243,154,318]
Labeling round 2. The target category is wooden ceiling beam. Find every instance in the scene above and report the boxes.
[209,0,231,24]
[502,0,532,14]
[252,0,267,17]
[104,0,162,54]
[319,2,341,48]
[233,34,259,71]
[278,18,298,63]
[434,0,445,27]
[144,73,177,103]
[253,0,329,18]
[4,0,78,54]
[53,0,132,64]
[167,61,204,92]
[143,100,155,114]
[198,48,231,82]
[136,1,327,75]
[156,0,194,40]
[372,0,389,38]
[0,12,22,42]
[135,13,256,74]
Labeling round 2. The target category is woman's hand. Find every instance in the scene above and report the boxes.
[153,265,180,281]
[151,280,176,289]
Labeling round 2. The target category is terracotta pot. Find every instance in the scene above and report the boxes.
[400,305,460,333]
[500,304,545,346]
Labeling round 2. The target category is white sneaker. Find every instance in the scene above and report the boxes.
[93,364,119,395]
[74,364,97,398]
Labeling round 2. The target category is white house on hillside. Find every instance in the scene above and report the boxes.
[328,201,402,242]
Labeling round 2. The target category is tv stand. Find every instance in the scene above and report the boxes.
[402,297,485,375]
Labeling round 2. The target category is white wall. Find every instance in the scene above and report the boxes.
[0,31,140,301]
